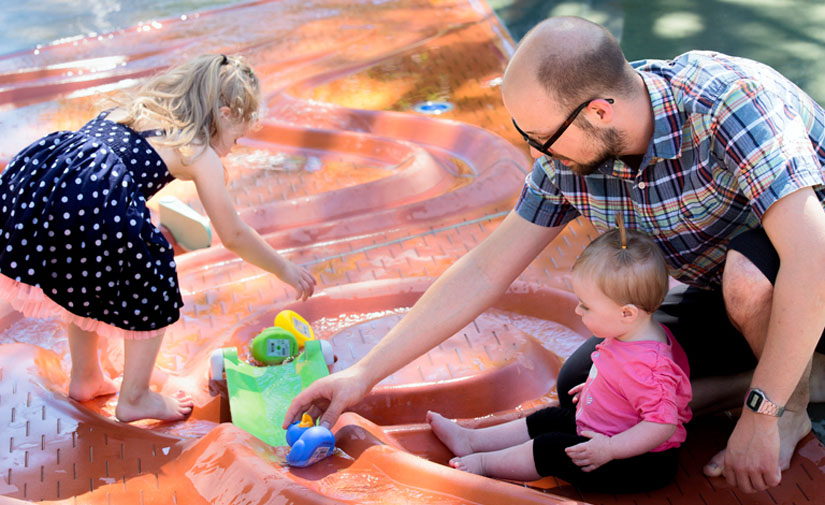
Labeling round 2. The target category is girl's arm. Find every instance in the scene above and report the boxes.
[187,150,316,300]
[565,421,676,472]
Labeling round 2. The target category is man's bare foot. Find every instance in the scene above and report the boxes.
[68,373,119,402]
[703,448,726,477]
[703,409,813,477]
[778,409,812,470]
[809,353,825,403]
[115,390,193,422]
[450,454,485,475]
[427,411,474,457]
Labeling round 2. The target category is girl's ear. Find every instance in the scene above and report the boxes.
[218,106,232,121]
[621,304,639,323]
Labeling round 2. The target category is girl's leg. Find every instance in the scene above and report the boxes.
[451,440,540,481]
[114,333,193,422]
[427,411,531,457]
[67,324,118,401]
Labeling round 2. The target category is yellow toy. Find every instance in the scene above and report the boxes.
[274,310,314,348]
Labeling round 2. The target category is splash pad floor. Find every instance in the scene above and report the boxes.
[1,1,824,504]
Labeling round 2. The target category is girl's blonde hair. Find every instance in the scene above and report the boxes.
[116,54,261,162]
[572,228,669,313]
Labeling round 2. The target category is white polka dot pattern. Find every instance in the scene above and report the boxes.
[0,110,182,331]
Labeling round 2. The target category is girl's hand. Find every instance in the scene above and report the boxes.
[568,382,586,404]
[282,262,317,301]
[565,430,613,472]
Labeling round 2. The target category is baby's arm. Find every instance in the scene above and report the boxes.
[565,421,676,472]
[188,151,316,300]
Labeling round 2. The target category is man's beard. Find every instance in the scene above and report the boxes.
[567,120,626,176]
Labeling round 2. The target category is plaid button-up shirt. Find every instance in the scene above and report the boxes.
[515,51,825,289]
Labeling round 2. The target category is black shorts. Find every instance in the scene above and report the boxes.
[557,227,825,406]
[525,406,679,493]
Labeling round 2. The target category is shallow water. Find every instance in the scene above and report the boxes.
[0,0,240,56]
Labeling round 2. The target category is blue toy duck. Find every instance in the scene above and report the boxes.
[286,413,336,467]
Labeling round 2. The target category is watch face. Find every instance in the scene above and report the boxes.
[747,390,764,410]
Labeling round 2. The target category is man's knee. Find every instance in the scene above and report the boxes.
[722,249,773,332]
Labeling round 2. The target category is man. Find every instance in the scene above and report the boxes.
[285,16,825,493]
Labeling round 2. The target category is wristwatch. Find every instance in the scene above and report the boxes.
[745,388,785,417]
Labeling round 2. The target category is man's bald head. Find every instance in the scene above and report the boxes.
[504,17,635,108]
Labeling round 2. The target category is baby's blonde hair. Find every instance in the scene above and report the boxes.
[116,54,261,162]
[572,228,668,313]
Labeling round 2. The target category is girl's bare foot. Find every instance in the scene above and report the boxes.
[68,373,119,402]
[427,411,474,457]
[115,390,193,422]
[450,454,485,475]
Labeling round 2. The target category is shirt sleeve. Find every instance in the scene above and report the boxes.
[711,79,825,219]
[514,158,580,227]
[623,356,689,426]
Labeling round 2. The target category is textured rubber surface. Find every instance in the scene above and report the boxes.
[1,0,823,503]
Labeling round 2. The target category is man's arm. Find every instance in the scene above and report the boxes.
[724,186,825,491]
[758,187,825,422]
[284,210,564,428]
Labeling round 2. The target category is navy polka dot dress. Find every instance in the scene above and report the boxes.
[0,110,183,333]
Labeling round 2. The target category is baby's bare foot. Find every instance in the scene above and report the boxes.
[68,373,118,402]
[450,454,485,475]
[115,390,193,422]
[427,411,474,457]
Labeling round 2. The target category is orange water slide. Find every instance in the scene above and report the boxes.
[1,1,824,504]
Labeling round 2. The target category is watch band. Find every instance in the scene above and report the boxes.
[745,388,785,417]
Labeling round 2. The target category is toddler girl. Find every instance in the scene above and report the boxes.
[428,227,692,492]
[0,54,316,422]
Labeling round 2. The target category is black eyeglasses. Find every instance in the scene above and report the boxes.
[512,98,614,157]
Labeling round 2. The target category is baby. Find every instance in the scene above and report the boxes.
[428,227,692,493]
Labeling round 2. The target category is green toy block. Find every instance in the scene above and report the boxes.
[222,340,330,447]
[250,327,298,365]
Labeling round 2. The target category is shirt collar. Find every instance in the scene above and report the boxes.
[549,69,685,180]
[637,69,684,162]
[591,70,684,180]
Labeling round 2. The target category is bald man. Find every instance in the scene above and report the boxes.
[285,17,825,494]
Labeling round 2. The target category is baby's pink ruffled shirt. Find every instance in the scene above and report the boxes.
[575,325,693,452]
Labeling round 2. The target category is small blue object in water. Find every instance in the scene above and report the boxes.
[286,415,335,467]
[413,101,454,115]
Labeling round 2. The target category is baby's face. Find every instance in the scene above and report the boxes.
[572,272,627,339]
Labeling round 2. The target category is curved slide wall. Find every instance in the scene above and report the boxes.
[1,1,824,505]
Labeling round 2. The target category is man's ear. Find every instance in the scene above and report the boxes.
[621,304,639,323]
[588,98,614,124]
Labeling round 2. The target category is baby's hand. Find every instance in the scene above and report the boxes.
[565,430,613,472]
[282,262,317,301]
[568,383,585,404]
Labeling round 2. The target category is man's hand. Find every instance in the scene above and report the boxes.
[722,410,782,492]
[282,366,369,429]
[565,430,614,472]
